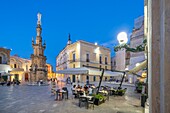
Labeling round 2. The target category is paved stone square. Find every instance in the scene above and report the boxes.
[0,82,144,113]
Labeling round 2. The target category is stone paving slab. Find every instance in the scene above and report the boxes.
[0,83,144,113]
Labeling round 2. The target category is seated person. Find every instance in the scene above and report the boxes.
[84,85,88,91]
[72,84,76,91]
[88,86,93,95]
[77,84,81,89]
[80,86,84,91]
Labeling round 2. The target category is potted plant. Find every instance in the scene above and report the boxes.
[137,82,143,93]
[117,89,124,96]
[93,94,105,105]
[141,94,147,107]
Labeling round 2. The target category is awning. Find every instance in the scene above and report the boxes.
[56,67,123,77]
[128,60,147,74]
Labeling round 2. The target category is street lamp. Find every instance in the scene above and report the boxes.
[117,32,128,45]
[125,67,129,82]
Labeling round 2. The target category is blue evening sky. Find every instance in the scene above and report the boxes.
[0,0,144,71]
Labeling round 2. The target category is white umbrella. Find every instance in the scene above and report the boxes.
[56,67,123,77]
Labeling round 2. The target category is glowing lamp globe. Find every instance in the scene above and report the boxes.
[117,32,128,45]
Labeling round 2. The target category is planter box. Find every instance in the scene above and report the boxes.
[137,89,142,93]
[118,92,124,96]
[94,98,103,106]
[141,95,147,107]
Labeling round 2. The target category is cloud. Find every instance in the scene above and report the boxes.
[101,39,118,48]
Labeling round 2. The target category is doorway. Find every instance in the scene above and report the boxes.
[0,56,2,64]
[86,75,89,80]
[72,75,76,83]
[25,73,28,81]
[93,76,96,82]
[14,74,19,81]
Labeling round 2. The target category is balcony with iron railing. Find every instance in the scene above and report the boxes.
[56,58,111,67]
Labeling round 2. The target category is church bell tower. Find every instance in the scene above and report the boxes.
[30,13,47,83]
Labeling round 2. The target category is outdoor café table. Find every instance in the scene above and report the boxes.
[55,89,66,101]
[79,95,93,109]
[80,95,93,99]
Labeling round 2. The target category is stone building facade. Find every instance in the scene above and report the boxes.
[112,49,130,81]
[0,47,11,81]
[46,64,56,80]
[30,13,47,83]
[10,55,31,83]
[56,37,111,83]
[128,16,145,83]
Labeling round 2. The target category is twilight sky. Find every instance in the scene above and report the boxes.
[0,0,144,71]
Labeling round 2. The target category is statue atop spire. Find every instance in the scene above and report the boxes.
[36,12,42,37]
[37,13,42,25]
[67,33,71,45]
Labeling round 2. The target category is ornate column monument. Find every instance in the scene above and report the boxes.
[30,13,47,84]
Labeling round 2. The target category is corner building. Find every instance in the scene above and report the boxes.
[56,37,111,83]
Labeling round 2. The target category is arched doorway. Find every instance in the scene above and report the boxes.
[25,73,28,81]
